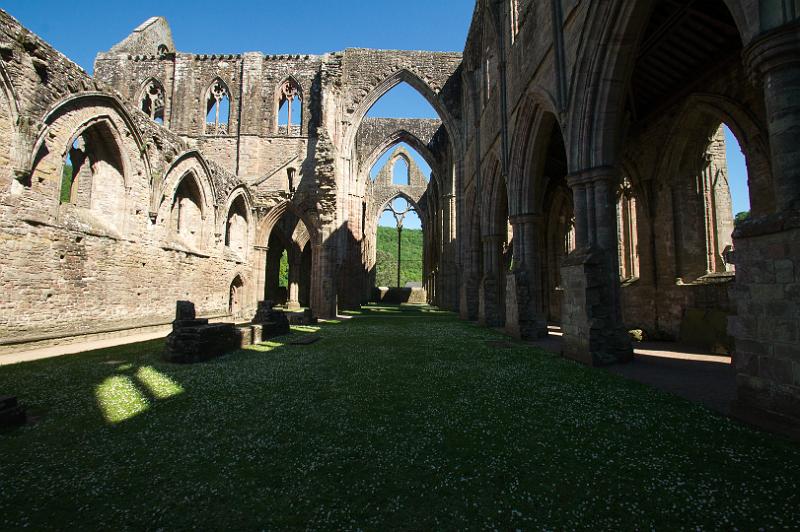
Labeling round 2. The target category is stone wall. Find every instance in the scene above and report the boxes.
[0,10,253,352]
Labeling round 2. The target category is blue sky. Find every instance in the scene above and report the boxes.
[722,126,750,216]
[3,0,472,72]
[5,1,749,225]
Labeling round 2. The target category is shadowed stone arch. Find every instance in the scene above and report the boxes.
[255,200,319,249]
[508,91,562,217]
[566,0,756,173]
[480,156,504,237]
[656,92,773,216]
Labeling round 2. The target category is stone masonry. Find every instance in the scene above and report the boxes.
[1,2,799,437]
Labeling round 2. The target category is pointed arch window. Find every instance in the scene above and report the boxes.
[277,78,303,136]
[205,79,231,136]
[172,174,205,249]
[225,195,249,254]
[141,79,165,124]
[392,156,410,185]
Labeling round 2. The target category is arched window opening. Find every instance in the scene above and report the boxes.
[277,78,303,136]
[365,81,439,119]
[205,79,230,135]
[172,175,204,249]
[58,121,126,226]
[60,138,85,205]
[141,80,165,124]
[376,197,423,288]
[617,177,640,281]
[370,142,432,183]
[287,167,297,193]
[262,212,312,309]
[225,195,248,253]
[673,124,738,281]
[229,275,244,318]
[392,157,410,186]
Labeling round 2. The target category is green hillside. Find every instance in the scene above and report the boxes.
[375,226,423,287]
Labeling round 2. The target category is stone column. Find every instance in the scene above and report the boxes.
[505,213,548,339]
[744,21,800,210]
[287,247,301,310]
[561,167,632,366]
[310,240,338,319]
[478,234,505,327]
[439,193,459,311]
[731,21,800,436]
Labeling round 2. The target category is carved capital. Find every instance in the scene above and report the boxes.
[744,20,800,83]
[566,166,617,188]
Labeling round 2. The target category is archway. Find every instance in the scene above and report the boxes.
[478,159,510,328]
[260,209,313,310]
[229,275,244,319]
[342,68,461,310]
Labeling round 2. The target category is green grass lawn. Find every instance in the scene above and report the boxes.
[1,305,799,529]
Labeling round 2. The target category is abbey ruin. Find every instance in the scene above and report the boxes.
[0,1,798,435]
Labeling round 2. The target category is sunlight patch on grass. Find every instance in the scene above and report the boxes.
[95,375,149,424]
[136,366,184,400]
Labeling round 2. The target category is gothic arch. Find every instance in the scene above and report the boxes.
[156,150,217,220]
[203,77,232,135]
[29,92,151,192]
[508,91,562,217]
[344,68,463,162]
[360,129,438,178]
[657,92,773,215]
[480,156,504,236]
[255,200,319,248]
[219,185,254,237]
[373,191,426,229]
[566,0,754,173]
[274,75,304,132]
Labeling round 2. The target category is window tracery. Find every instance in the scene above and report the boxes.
[141,79,165,124]
[277,78,303,136]
[205,79,230,135]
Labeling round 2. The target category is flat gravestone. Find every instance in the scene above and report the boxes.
[288,335,320,345]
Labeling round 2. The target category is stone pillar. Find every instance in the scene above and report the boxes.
[561,167,632,366]
[310,240,337,319]
[744,21,800,211]
[460,274,481,320]
[730,21,800,436]
[337,194,364,311]
[287,247,301,310]
[505,214,548,339]
[438,193,459,311]
[478,235,505,327]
